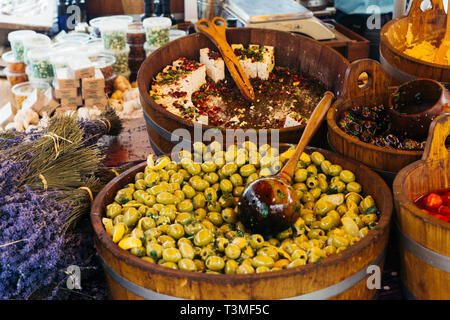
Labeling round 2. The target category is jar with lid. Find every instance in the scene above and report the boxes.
[8,30,36,61]
[100,19,129,51]
[2,51,26,74]
[27,46,55,80]
[89,15,133,38]
[23,33,51,65]
[88,53,116,79]
[104,46,130,75]
[143,17,171,47]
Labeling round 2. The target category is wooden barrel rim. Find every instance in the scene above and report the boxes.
[393,159,450,230]
[137,28,349,135]
[91,146,393,289]
[380,18,450,71]
[327,98,423,157]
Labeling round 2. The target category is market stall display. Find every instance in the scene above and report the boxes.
[138,28,350,155]
[393,114,450,300]
[91,143,392,299]
[380,0,450,84]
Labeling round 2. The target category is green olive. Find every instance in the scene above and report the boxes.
[156,192,176,205]
[177,199,194,212]
[207,211,223,226]
[158,170,169,182]
[257,246,279,260]
[346,181,362,193]
[249,234,265,249]
[294,169,308,182]
[162,247,182,263]
[169,172,184,184]
[204,172,219,184]
[191,179,210,192]
[123,207,141,227]
[106,203,122,219]
[360,195,376,214]
[308,228,325,239]
[193,193,207,209]
[206,256,225,271]
[149,184,168,196]
[146,242,163,259]
[178,169,190,180]
[186,163,202,176]
[230,173,244,187]
[221,163,238,176]
[236,263,255,274]
[339,170,356,183]
[201,161,217,173]
[135,172,145,182]
[134,179,147,190]
[219,179,233,193]
[233,186,245,197]
[224,243,241,259]
[144,171,160,187]
[194,229,214,246]
[207,200,222,212]
[140,217,156,230]
[219,207,236,223]
[114,188,133,205]
[311,152,325,165]
[225,260,238,274]
[252,255,274,268]
[246,172,259,185]
[329,164,343,177]
[178,258,196,271]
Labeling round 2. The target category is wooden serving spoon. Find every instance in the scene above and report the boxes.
[238,91,335,235]
[434,0,450,65]
[196,17,255,102]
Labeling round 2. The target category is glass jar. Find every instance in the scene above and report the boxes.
[84,38,105,56]
[11,81,51,110]
[5,68,28,86]
[143,17,171,47]
[169,29,187,42]
[8,30,36,61]
[55,32,91,44]
[144,42,158,57]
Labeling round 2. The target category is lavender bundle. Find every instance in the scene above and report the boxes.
[0,110,124,299]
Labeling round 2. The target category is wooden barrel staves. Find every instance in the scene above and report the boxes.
[380,0,450,85]
[327,59,422,176]
[137,28,350,155]
[393,114,450,300]
[91,146,393,300]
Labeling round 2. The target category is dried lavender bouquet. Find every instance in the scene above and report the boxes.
[0,109,124,299]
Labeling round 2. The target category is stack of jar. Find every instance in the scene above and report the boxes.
[21,32,54,85]
[99,18,131,79]
[4,30,37,87]
[143,17,172,58]
[127,22,146,82]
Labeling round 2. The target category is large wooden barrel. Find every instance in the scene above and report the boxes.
[393,114,450,300]
[137,28,350,155]
[380,0,450,85]
[327,59,422,176]
[91,145,393,300]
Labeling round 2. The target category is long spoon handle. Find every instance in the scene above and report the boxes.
[277,91,335,183]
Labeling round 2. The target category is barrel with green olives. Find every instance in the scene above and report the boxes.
[103,143,380,274]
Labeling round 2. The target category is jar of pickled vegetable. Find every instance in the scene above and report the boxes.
[143,17,172,47]
[27,46,54,79]
[100,19,129,51]
[90,15,133,38]
[23,33,51,65]
[2,51,26,74]
[8,30,36,61]
[5,68,28,86]
[105,46,130,75]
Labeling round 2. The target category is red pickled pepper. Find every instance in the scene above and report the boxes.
[414,188,450,222]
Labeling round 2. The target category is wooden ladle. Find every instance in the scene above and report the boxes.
[238,91,335,235]
[434,0,450,65]
[196,17,255,102]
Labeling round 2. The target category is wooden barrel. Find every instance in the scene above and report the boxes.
[137,28,350,155]
[393,114,450,300]
[380,0,450,85]
[327,59,422,175]
[91,145,393,300]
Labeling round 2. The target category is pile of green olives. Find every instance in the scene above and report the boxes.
[103,142,380,274]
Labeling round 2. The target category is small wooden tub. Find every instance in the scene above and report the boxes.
[327,59,422,176]
[91,145,393,300]
[137,28,349,155]
[380,0,450,85]
[393,114,450,300]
